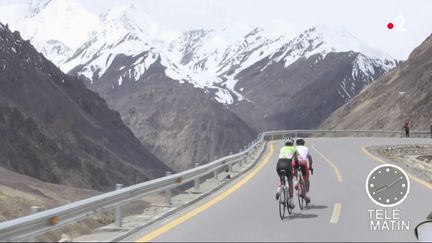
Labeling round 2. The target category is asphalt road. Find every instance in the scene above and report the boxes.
[126,138,432,242]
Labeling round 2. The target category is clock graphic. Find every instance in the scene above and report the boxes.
[366,164,410,207]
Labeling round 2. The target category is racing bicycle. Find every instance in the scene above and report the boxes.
[278,170,294,219]
[295,166,309,210]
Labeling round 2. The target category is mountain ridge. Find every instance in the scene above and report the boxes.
[0,23,171,190]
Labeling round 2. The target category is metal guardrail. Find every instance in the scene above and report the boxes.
[0,129,430,241]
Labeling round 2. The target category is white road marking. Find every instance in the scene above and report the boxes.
[330,203,342,224]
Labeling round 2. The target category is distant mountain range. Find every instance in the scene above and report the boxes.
[0,0,402,171]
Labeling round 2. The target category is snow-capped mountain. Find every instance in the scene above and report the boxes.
[27,0,53,17]
[165,24,298,103]
[227,26,399,131]
[166,25,398,105]
[1,0,398,106]
[62,4,161,80]
[61,4,200,88]
[259,26,398,102]
[39,39,73,66]
[23,0,99,50]
[168,23,296,75]
[0,0,99,68]
[63,5,252,105]
[268,25,395,68]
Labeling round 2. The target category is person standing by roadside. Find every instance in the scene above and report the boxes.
[404,121,410,138]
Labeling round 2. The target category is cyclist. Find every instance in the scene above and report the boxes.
[295,138,313,203]
[275,137,298,209]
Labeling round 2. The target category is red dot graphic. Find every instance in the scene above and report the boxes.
[387,23,394,29]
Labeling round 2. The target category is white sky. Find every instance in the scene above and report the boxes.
[1,0,432,60]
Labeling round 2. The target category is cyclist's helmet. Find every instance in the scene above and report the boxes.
[284,137,294,146]
[296,138,305,146]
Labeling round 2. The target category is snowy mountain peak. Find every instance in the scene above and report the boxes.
[27,0,88,19]
[40,39,73,65]
[60,4,185,86]
[270,25,396,69]
[308,25,393,60]
[21,0,100,51]
[98,4,161,42]
[27,0,52,17]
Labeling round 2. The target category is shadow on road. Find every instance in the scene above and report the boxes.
[284,212,319,220]
[306,204,328,210]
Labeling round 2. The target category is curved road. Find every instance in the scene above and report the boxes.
[125,138,432,242]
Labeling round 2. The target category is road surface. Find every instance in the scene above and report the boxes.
[125,138,432,242]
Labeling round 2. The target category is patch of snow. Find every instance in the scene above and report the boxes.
[118,75,123,86]
[214,88,234,105]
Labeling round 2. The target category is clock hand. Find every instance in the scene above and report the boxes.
[373,178,403,193]
[387,177,403,188]
[374,184,388,193]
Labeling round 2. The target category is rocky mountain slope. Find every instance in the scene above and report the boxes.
[0,23,170,191]
[75,51,256,171]
[62,5,256,171]
[321,34,432,131]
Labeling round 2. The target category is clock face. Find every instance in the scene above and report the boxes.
[366,164,410,207]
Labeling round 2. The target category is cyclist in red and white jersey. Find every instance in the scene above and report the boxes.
[294,138,314,203]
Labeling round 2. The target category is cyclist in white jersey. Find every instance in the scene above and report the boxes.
[294,138,314,203]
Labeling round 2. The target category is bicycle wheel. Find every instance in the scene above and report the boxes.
[287,195,293,215]
[298,179,305,210]
[278,187,286,219]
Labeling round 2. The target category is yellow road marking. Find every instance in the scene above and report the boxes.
[330,203,342,224]
[362,146,432,190]
[312,144,343,182]
[136,142,275,242]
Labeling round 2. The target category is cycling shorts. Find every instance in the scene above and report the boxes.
[276,159,293,184]
[292,159,309,177]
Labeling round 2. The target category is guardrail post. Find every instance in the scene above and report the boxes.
[29,206,43,242]
[228,152,233,172]
[115,184,123,227]
[165,172,172,205]
[194,163,200,190]
[238,148,243,167]
[213,169,218,182]
[213,156,219,182]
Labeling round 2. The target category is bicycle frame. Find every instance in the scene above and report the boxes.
[296,167,307,209]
